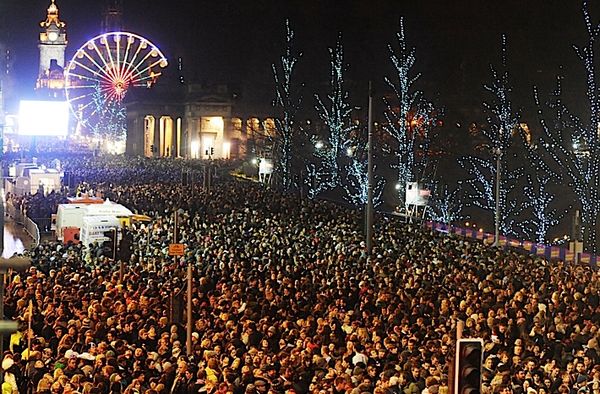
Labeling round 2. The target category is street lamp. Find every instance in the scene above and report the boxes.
[493,147,502,247]
[366,82,374,254]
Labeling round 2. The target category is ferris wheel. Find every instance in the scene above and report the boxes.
[65,31,168,135]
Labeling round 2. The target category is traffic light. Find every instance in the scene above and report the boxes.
[210,147,214,156]
[455,339,483,394]
[102,229,117,259]
[118,230,134,262]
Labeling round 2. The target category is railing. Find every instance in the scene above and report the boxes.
[3,178,32,197]
[5,201,41,247]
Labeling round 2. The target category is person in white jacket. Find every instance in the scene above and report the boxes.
[2,356,19,394]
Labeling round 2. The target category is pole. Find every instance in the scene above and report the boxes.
[169,210,178,324]
[112,228,117,261]
[186,260,192,356]
[207,163,211,192]
[174,210,178,247]
[366,81,374,254]
[119,259,124,284]
[27,300,32,359]
[493,148,501,247]
[1,124,4,255]
[448,320,465,394]
[178,206,193,356]
[300,169,304,199]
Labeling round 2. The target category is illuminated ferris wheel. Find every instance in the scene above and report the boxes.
[65,31,168,136]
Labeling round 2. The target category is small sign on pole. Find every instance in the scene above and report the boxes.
[168,243,185,256]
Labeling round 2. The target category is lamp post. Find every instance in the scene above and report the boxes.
[493,147,502,247]
[366,82,374,254]
[186,257,192,356]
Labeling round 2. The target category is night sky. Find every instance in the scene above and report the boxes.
[2,0,597,126]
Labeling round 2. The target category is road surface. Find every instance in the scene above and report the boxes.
[2,218,34,258]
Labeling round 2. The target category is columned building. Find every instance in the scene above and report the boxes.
[126,83,277,160]
[126,84,234,159]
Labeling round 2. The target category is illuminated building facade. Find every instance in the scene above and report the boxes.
[125,83,272,160]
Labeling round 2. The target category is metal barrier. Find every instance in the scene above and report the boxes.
[5,202,40,247]
[3,178,30,197]
[30,218,52,234]
[426,221,598,268]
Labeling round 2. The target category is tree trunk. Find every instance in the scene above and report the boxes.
[582,208,600,255]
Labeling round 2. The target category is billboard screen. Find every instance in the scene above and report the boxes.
[18,100,69,136]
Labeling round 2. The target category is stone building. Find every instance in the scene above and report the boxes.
[125,82,276,160]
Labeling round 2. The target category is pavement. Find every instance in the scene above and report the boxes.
[2,216,36,258]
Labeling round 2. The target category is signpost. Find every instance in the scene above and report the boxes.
[168,243,185,256]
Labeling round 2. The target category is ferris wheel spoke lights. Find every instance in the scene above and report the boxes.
[65,31,168,134]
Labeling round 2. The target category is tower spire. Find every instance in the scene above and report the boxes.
[40,0,65,29]
[101,0,124,33]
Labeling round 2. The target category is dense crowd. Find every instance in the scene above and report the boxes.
[1,156,599,394]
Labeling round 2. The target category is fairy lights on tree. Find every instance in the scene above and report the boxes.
[311,34,355,194]
[90,83,126,141]
[384,17,438,204]
[512,125,562,243]
[272,19,303,192]
[535,1,600,252]
[521,172,561,244]
[343,143,384,207]
[459,35,521,236]
[534,39,600,253]
[427,183,465,225]
[305,162,326,199]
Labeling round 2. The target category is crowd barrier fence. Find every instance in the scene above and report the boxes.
[5,201,41,248]
[425,221,597,268]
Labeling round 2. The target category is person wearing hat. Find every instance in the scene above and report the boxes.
[575,374,590,393]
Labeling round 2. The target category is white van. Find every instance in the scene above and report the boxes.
[80,216,121,247]
[56,204,88,240]
[55,201,134,240]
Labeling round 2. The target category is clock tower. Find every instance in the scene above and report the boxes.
[36,0,67,96]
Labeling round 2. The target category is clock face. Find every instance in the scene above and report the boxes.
[48,32,58,42]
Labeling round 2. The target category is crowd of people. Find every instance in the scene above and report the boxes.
[1,156,599,394]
